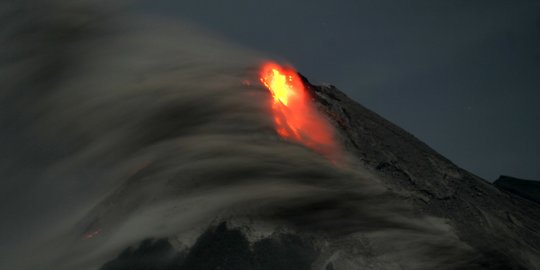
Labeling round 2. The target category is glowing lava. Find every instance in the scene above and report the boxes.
[260,62,340,161]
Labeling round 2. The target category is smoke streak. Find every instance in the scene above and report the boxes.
[1,2,485,269]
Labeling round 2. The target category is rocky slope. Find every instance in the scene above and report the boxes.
[306,79,540,269]
[494,175,540,205]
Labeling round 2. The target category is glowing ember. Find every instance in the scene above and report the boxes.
[260,62,340,161]
[83,229,101,240]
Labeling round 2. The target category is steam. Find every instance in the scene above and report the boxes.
[1,2,480,270]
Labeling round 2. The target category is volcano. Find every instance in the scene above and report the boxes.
[2,2,540,270]
[96,75,540,270]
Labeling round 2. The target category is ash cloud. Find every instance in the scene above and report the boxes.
[1,2,492,270]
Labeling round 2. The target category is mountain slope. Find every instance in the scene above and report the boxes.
[305,79,540,269]
[494,175,540,205]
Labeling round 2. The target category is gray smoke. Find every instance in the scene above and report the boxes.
[1,2,482,270]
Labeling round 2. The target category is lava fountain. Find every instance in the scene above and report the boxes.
[259,62,340,163]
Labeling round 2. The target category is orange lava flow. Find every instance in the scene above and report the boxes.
[260,62,340,162]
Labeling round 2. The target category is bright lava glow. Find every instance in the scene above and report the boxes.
[260,62,340,162]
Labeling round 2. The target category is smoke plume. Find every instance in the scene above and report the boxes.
[1,2,483,269]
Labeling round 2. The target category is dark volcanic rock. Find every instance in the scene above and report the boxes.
[101,223,317,270]
[302,78,540,269]
[101,239,184,270]
[494,175,540,205]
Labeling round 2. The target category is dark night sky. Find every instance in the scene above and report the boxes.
[138,0,540,181]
